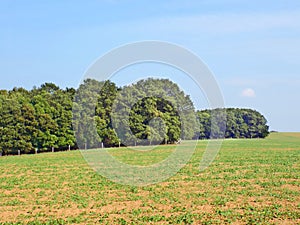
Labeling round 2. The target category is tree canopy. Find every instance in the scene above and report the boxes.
[0,83,76,155]
[197,108,269,139]
[110,78,198,146]
[0,79,269,155]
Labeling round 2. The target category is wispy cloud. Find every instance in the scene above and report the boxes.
[224,77,300,88]
[113,9,300,36]
[242,88,256,97]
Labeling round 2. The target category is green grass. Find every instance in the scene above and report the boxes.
[0,133,299,224]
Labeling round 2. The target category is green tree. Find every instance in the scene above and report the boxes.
[0,90,37,154]
[94,80,120,147]
[196,108,269,139]
[73,79,104,149]
[112,78,198,146]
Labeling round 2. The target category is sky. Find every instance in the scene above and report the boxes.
[1,0,300,132]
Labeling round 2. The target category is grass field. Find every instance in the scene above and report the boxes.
[0,133,299,224]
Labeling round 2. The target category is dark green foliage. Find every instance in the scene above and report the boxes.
[73,79,120,148]
[197,108,269,139]
[0,89,37,155]
[95,81,120,147]
[111,78,198,146]
[0,79,269,155]
[129,96,181,145]
[73,78,198,148]
[72,79,104,149]
[0,83,76,155]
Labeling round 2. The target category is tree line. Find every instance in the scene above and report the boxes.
[0,78,269,155]
[0,83,76,155]
[72,78,198,149]
[197,108,269,139]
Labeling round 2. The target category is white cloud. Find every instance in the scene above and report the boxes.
[242,88,256,97]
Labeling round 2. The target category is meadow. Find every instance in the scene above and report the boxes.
[0,133,299,224]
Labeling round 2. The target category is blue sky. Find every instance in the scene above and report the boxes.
[1,0,300,131]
